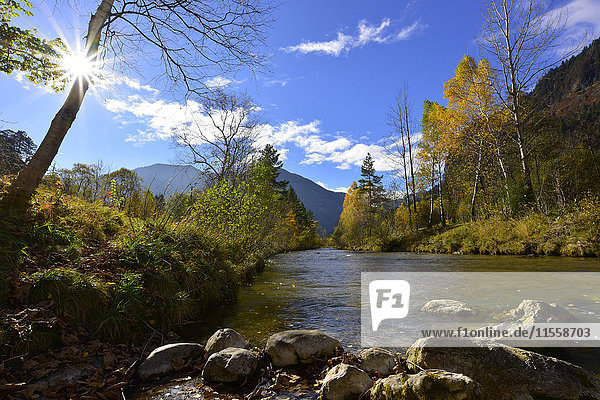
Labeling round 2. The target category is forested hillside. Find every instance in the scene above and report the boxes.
[333,37,600,254]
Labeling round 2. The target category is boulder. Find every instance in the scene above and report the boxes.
[509,299,574,323]
[358,347,396,376]
[320,363,372,400]
[371,370,481,400]
[202,347,262,383]
[138,343,205,380]
[205,328,250,355]
[265,330,342,367]
[406,337,600,399]
[421,299,477,317]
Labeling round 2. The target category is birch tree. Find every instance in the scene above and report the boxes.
[478,0,579,203]
[1,0,273,212]
[386,83,418,227]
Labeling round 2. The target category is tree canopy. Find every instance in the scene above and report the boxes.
[0,0,64,89]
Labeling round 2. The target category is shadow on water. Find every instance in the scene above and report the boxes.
[177,248,600,372]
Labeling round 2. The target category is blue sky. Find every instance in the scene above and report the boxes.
[1,0,599,192]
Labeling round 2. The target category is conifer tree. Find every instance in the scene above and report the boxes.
[358,153,385,210]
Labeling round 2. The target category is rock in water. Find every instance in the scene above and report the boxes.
[421,299,477,316]
[407,337,600,399]
[205,328,250,355]
[138,343,205,380]
[509,299,574,323]
[320,363,372,400]
[265,330,342,367]
[371,370,480,400]
[202,347,262,383]
[358,347,396,376]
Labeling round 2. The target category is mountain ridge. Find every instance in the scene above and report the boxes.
[132,163,345,233]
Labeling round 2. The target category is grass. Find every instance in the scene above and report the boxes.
[0,185,270,358]
[28,268,109,324]
[416,197,600,256]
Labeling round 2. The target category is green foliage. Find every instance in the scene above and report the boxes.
[126,189,155,219]
[0,0,65,89]
[419,196,600,256]
[190,146,319,255]
[104,168,141,208]
[0,129,36,175]
[358,152,385,209]
[333,154,391,250]
[28,268,108,323]
[0,146,319,349]
[30,188,125,243]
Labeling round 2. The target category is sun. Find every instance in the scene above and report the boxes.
[59,50,98,82]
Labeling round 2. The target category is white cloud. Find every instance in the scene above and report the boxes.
[202,76,247,89]
[105,96,204,143]
[301,142,390,171]
[562,0,600,39]
[395,20,424,40]
[205,76,233,88]
[285,32,353,56]
[316,181,349,193]
[357,19,392,45]
[284,18,427,56]
[103,78,393,170]
[264,78,290,87]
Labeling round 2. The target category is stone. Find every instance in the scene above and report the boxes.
[265,330,342,367]
[358,347,396,376]
[509,299,574,323]
[138,343,205,380]
[406,337,600,399]
[320,363,372,400]
[205,328,250,355]
[421,299,477,317]
[371,370,481,400]
[202,347,262,383]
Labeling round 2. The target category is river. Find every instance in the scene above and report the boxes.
[180,248,600,353]
[137,249,600,398]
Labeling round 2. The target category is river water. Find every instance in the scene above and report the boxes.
[137,249,600,398]
[180,248,600,352]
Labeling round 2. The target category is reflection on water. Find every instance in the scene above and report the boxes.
[180,248,600,354]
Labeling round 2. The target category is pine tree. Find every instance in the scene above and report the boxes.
[259,144,288,194]
[358,153,385,210]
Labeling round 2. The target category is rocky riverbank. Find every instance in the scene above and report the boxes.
[131,326,600,400]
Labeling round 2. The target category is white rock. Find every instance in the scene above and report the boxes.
[321,363,372,400]
[138,343,205,380]
[358,347,396,376]
[265,330,341,367]
[202,347,262,383]
[421,299,477,317]
[205,328,250,355]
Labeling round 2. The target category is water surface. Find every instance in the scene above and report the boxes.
[181,248,600,351]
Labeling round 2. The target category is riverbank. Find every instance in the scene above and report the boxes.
[127,326,600,399]
[0,184,317,399]
[135,298,600,399]
[374,198,600,256]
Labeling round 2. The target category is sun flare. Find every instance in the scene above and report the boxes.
[59,50,98,81]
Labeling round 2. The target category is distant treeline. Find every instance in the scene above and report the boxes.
[333,39,600,253]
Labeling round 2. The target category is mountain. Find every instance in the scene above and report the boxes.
[133,163,204,197]
[531,36,600,111]
[529,36,600,150]
[278,169,346,234]
[132,163,345,233]
[530,36,600,135]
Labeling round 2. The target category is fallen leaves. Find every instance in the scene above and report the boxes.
[1,336,140,400]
